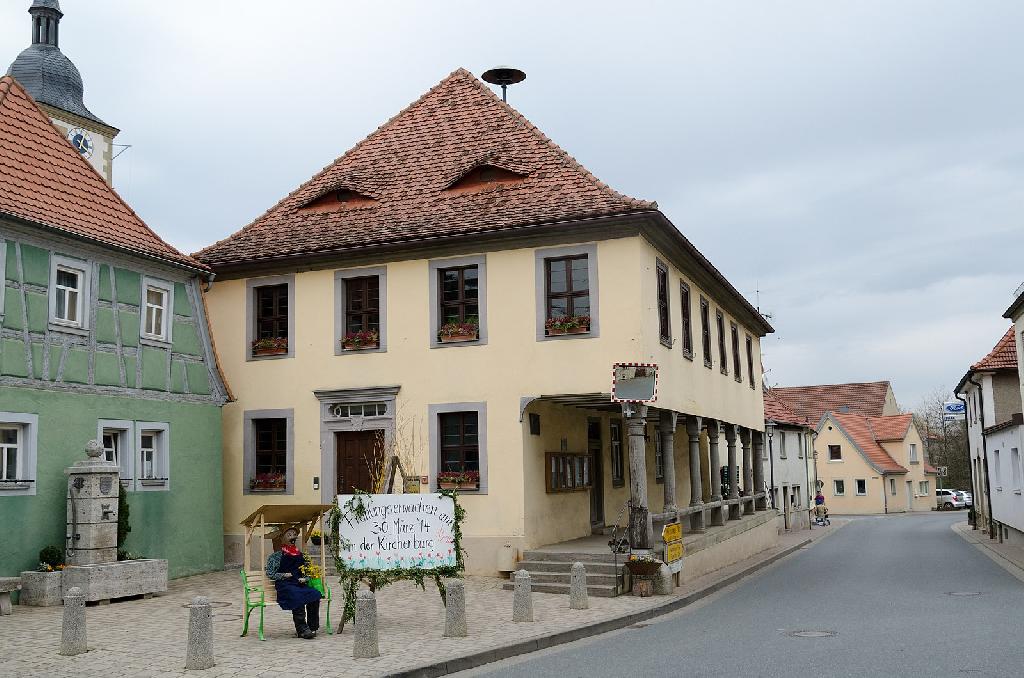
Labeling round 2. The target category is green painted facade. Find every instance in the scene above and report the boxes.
[0,223,228,579]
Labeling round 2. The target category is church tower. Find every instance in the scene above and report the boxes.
[7,0,119,182]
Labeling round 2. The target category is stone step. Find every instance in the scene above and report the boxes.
[513,560,623,575]
[521,550,623,564]
[501,581,621,597]
[527,571,621,586]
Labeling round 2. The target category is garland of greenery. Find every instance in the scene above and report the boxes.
[328,489,466,630]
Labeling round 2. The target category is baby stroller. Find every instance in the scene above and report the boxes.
[814,504,830,526]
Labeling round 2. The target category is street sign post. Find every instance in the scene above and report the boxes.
[662,522,683,574]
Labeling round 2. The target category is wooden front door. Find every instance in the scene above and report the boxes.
[336,430,383,495]
[588,419,604,527]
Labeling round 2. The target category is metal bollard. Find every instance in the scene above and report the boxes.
[442,578,467,637]
[353,589,380,658]
[59,587,87,656]
[185,596,215,670]
[512,569,534,622]
[569,562,589,610]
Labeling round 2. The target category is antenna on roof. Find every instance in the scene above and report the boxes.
[482,66,526,102]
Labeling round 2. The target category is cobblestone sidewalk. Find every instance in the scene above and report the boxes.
[952,519,1024,583]
[0,524,835,678]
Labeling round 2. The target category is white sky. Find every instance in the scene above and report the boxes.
[3,0,1022,407]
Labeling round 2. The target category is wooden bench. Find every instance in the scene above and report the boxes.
[0,577,21,616]
[240,570,332,640]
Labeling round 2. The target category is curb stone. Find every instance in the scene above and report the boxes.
[387,535,816,678]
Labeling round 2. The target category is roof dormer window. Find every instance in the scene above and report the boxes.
[446,164,526,193]
[299,187,377,212]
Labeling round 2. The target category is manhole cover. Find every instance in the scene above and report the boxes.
[629,623,651,629]
[789,630,837,638]
[212,613,243,621]
[946,592,982,597]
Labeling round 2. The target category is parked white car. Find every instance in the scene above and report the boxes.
[955,490,973,508]
[936,489,965,510]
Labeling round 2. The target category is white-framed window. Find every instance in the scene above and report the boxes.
[828,444,842,461]
[889,478,897,496]
[135,422,169,491]
[0,412,38,495]
[993,449,1001,488]
[141,277,174,343]
[49,255,90,330]
[855,479,867,495]
[779,432,787,459]
[1011,448,1019,491]
[909,443,918,463]
[833,479,845,496]
[1,426,21,483]
[919,480,929,495]
[98,420,134,488]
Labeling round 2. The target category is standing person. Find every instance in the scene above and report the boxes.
[266,527,322,639]
[814,490,827,522]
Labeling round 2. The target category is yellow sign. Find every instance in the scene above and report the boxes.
[665,541,684,563]
[662,522,682,543]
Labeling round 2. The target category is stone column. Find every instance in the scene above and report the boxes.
[726,424,741,521]
[740,427,754,515]
[753,431,767,510]
[442,579,467,637]
[353,590,380,658]
[512,570,534,622]
[59,587,87,656]
[686,415,705,533]
[707,419,724,527]
[65,440,119,565]
[569,563,589,610]
[659,411,679,513]
[625,404,653,549]
[184,596,215,670]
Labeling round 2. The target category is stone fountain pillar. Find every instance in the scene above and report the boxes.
[65,440,119,566]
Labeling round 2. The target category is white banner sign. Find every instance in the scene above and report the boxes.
[336,493,456,571]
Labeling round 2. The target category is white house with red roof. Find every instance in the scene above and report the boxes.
[763,389,816,529]
[958,325,1024,542]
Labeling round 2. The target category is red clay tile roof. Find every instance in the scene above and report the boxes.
[194,68,655,268]
[830,412,909,474]
[773,381,892,424]
[0,76,206,272]
[764,389,811,427]
[971,327,1017,371]
[867,413,913,442]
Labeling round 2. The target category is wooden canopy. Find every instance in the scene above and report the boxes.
[241,504,333,573]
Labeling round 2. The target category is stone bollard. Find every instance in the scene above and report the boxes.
[185,596,215,670]
[59,587,87,656]
[654,564,674,595]
[512,569,534,622]
[353,589,380,659]
[569,562,589,610]
[442,578,467,637]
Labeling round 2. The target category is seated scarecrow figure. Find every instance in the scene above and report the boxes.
[265,527,323,639]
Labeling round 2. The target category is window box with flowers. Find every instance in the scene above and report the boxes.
[437,470,480,491]
[249,473,287,492]
[251,337,288,357]
[545,315,590,336]
[438,320,479,343]
[341,330,379,351]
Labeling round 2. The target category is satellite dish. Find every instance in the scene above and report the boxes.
[482,66,526,102]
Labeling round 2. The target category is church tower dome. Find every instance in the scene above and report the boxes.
[6,0,119,182]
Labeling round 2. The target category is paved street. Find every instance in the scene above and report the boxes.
[467,513,1024,678]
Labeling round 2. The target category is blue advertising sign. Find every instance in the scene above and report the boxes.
[943,401,965,421]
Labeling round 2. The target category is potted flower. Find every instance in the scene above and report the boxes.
[249,473,287,491]
[438,318,479,343]
[251,337,288,356]
[20,546,65,606]
[438,470,480,490]
[341,329,379,351]
[300,557,326,595]
[625,553,664,597]
[310,529,323,546]
[545,315,590,336]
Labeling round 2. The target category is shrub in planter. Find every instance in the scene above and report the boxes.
[438,320,479,343]
[545,315,590,335]
[342,329,380,350]
[39,545,63,570]
[252,337,288,356]
[437,470,480,489]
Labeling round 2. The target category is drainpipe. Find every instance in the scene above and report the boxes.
[968,375,996,539]
[955,392,977,530]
